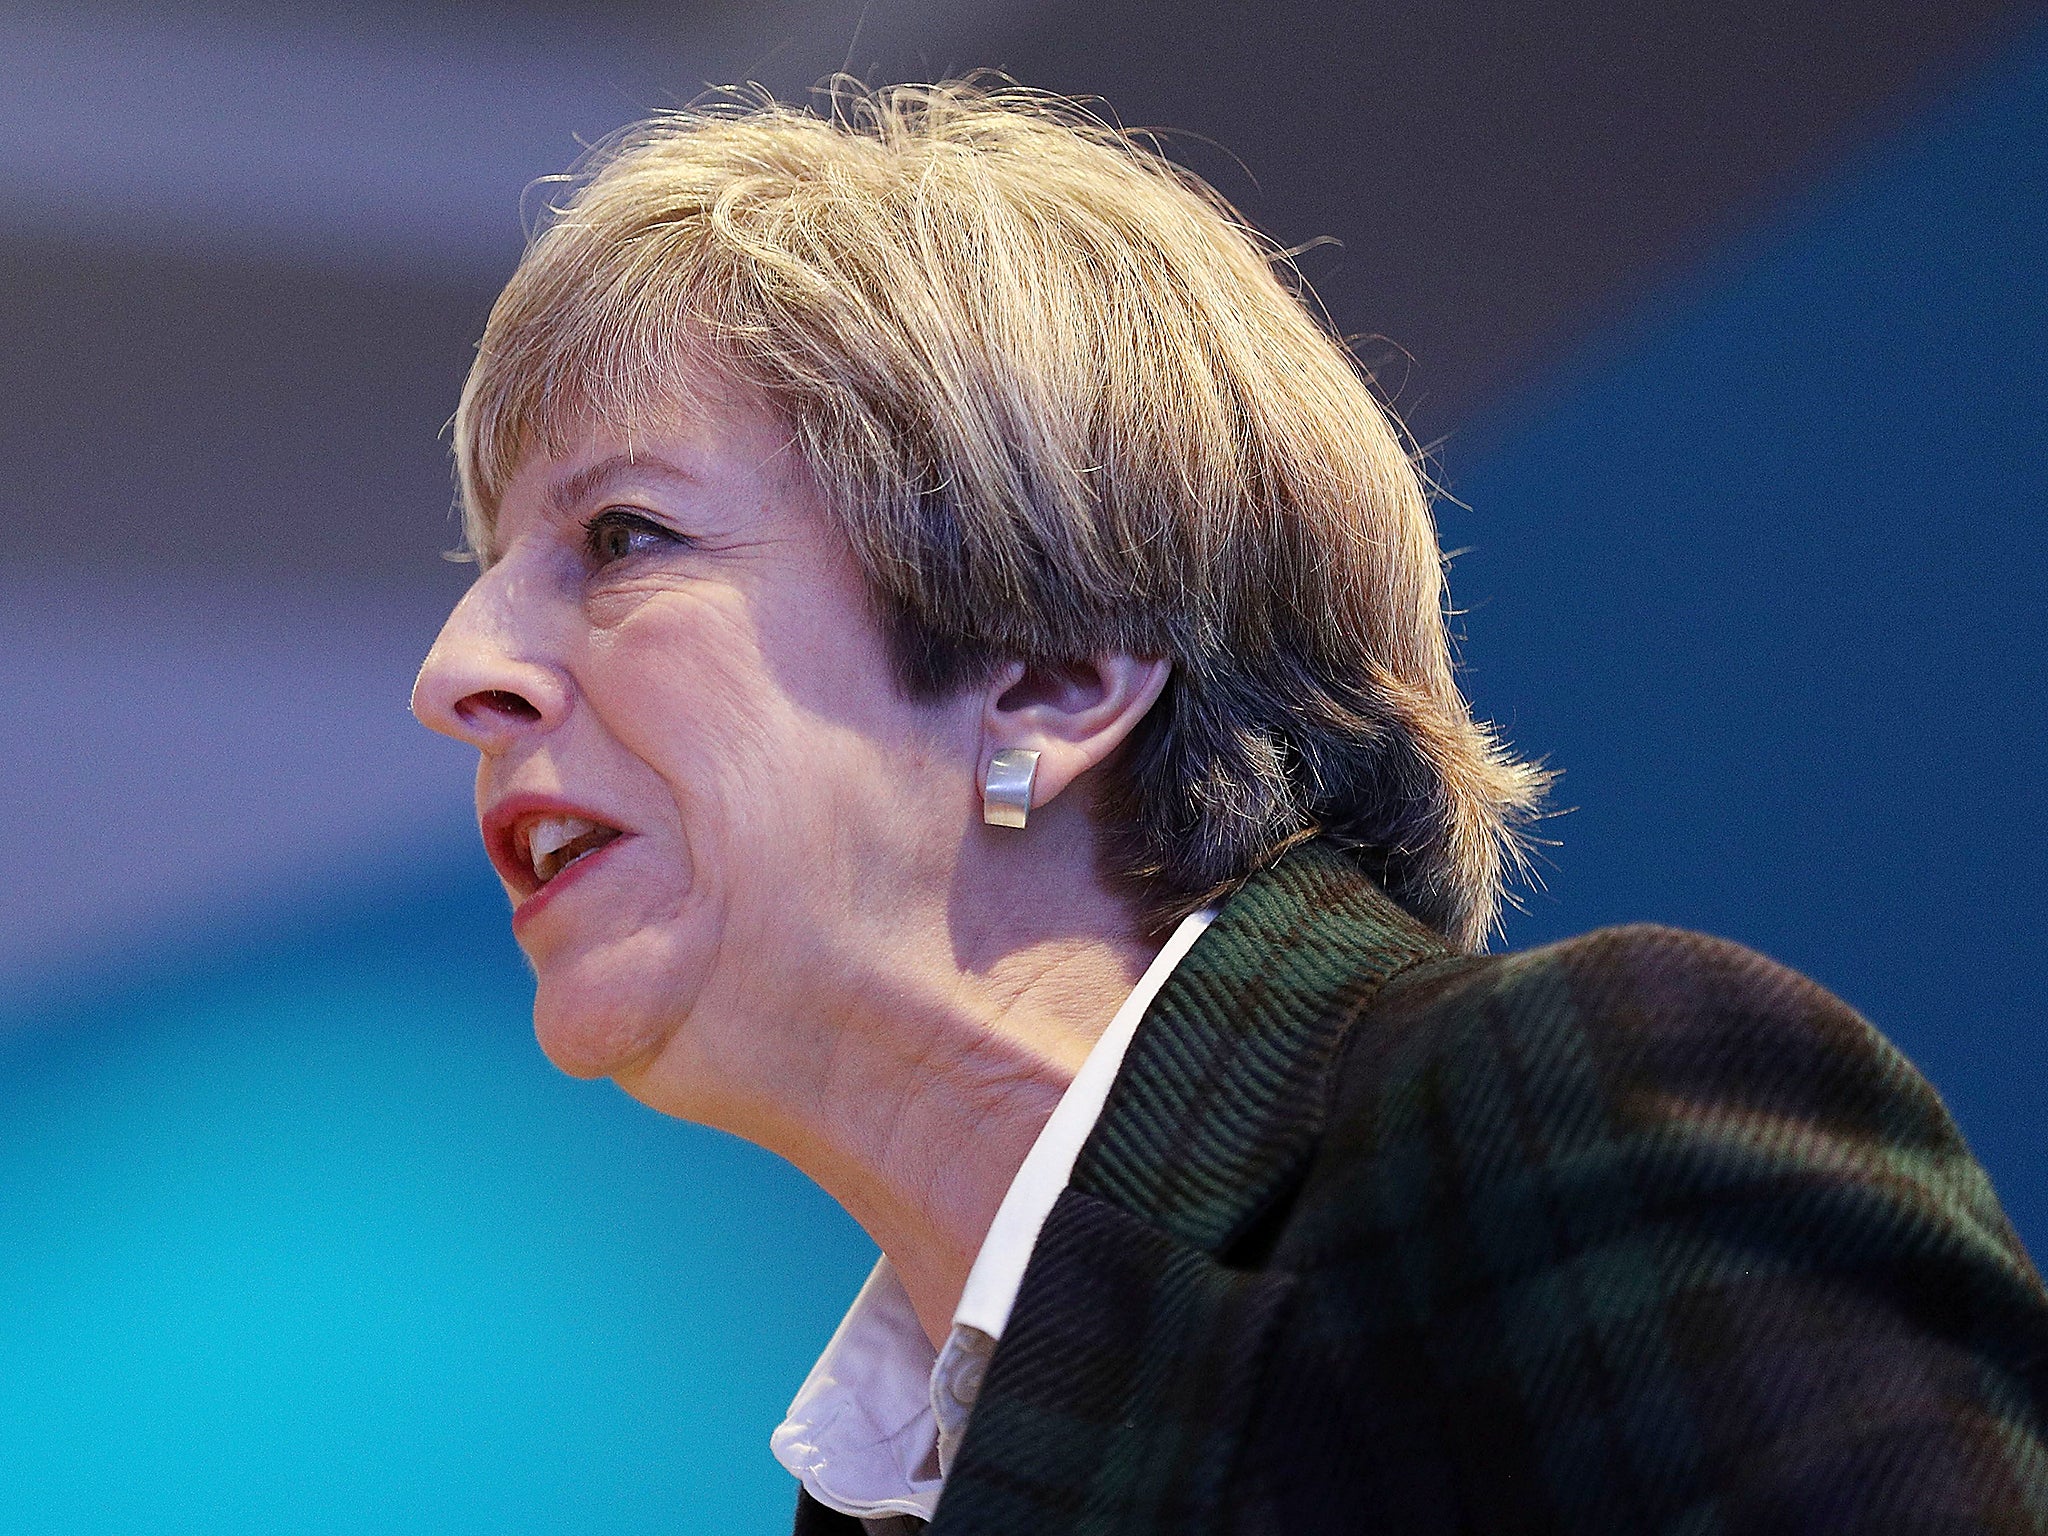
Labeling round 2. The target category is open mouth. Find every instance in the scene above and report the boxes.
[517,813,624,889]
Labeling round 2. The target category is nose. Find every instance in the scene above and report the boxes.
[411,571,570,754]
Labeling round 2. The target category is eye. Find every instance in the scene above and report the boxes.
[582,507,687,566]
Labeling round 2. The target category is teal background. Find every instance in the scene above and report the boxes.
[0,859,874,1533]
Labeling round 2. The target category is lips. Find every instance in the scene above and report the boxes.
[482,796,628,908]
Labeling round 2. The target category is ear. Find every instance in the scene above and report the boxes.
[978,653,1172,816]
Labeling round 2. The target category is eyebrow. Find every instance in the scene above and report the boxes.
[545,453,702,519]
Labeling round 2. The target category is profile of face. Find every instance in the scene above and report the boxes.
[410,380,986,1129]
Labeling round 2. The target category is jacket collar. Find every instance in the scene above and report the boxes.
[1069,839,1453,1258]
[927,842,1453,1535]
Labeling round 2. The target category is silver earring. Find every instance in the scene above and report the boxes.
[982,748,1041,829]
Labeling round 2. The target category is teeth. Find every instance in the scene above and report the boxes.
[525,815,617,884]
[529,816,595,866]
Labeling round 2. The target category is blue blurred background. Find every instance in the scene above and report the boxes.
[1,3,2042,1530]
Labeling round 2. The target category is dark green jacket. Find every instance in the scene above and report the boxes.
[798,842,2048,1534]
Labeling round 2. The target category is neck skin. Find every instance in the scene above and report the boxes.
[618,797,1161,1350]
[781,918,1154,1348]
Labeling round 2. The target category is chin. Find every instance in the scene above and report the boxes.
[518,883,710,1081]
[529,962,682,1082]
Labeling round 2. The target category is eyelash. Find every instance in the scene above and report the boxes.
[581,507,688,565]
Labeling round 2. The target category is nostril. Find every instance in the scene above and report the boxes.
[457,688,543,726]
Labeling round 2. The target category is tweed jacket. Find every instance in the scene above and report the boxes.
[795,842,2048,1535]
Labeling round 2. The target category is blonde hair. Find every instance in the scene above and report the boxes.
[455,80,1548,949]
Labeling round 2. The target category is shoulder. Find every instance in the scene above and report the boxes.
[1236,922,2048,1529]
[1371,919,1893,1065]
[1289,922,2041,1273]
[1328,921,1977,1178]
[1278,917,2046,1371]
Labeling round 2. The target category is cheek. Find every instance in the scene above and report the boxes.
[574,579,954,949]
[591,601,814,842]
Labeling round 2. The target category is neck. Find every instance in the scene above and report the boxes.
[617,790,1169,1347]
[773,919,1155,1347]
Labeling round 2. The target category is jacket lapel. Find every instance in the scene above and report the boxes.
[930,843,1451,1535]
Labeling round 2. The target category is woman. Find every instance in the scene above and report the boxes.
[410,84,2048,1534]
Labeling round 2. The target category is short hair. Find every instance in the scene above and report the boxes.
[455,80,1549,950]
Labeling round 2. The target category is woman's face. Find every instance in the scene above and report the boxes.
[411,387,980,1110]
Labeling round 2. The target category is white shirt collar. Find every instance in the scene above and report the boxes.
[770,908,1217,1523]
